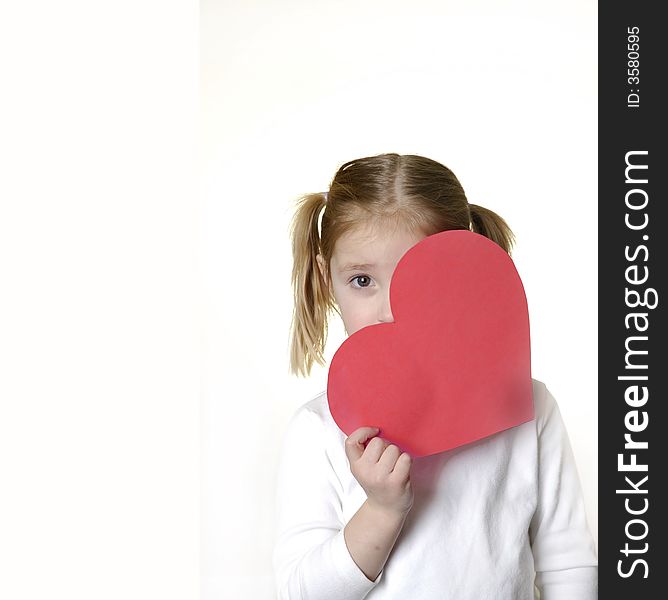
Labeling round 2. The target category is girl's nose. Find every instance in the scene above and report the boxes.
[378,294,394,324]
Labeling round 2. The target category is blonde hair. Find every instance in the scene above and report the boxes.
[288,153,516,378]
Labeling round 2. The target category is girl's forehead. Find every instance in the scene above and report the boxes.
[332,222,427,266]
[336,218,416,247]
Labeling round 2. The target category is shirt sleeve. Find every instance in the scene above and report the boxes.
[529,384,598,599]
[272,405,384,600]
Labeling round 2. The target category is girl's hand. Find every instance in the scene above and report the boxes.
[344,427,414,516]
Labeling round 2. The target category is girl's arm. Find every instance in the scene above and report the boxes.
[529,383,598,599]
[273,406,392,600]
[344,498,408,582]
[341,427,413,582]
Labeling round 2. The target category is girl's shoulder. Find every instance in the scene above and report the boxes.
[531,377,550,410]
[291,388,329,424]
[284,389,343,442]
[301,388,329,415]
[530,377,563,434]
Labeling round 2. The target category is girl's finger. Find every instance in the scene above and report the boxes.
[389,452,413,481]
[344,426,380,461]
[377,443,401,474]
[361,436,389,464]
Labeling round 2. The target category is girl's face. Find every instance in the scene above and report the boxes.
[317,223,427,336]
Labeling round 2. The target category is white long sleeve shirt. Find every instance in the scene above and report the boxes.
[272,378,597,599]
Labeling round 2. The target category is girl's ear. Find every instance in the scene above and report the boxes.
[316,254,334,296]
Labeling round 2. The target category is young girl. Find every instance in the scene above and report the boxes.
[273,153,598,599]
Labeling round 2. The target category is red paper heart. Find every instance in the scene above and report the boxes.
[327,230,534,458]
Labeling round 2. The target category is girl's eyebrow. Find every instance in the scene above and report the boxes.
[339,262,376,272]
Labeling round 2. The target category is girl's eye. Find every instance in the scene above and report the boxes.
[350,275,373,289]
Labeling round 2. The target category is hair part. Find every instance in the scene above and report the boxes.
[288,153,516,378]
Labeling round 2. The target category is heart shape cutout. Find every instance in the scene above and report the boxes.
[327,230,534,458]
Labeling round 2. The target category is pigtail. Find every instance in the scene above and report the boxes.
[288,193,332,378]
[469,203,516,255]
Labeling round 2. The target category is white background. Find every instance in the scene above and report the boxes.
[1,2,199,599]
[202,1,597,598]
